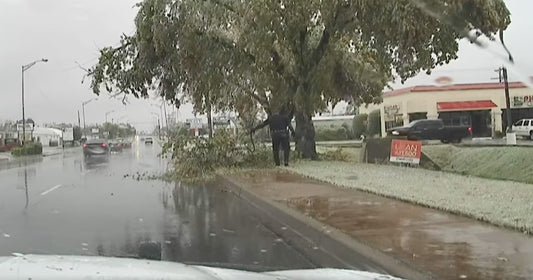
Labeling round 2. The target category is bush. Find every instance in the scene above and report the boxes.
[341,123,355,139]
[367,109,381,137]
[162,130,271,181]
[352,114,368,139]
[315,127,350,141]
[320,147,349,162]
[11,142,43,157]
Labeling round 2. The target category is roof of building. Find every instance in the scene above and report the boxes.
[384,81,528,97]
[32,127,63,137]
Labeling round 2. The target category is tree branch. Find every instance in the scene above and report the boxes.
[308,2,341,73]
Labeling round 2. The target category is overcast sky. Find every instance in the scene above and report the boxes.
[0,0,531,131]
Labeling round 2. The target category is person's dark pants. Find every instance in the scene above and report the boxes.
[272,131,290,166]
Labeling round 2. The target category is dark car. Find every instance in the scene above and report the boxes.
[387,119,472,143]
[83,139,110,157]
[0,138,21,152]
[108,140,123,153]
[144,137,153,144]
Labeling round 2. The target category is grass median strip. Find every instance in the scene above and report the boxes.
[423,145,533,184]
[287,160,533,234]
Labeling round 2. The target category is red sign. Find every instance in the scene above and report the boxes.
[390,139,422,164]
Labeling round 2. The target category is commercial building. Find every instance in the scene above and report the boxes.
[359,82,533,138]
[32,127,63,147]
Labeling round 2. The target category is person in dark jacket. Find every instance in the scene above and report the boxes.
[251,108,295,166]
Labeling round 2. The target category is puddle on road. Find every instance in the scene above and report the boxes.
[236,172,533,280]
[88,181,315,271]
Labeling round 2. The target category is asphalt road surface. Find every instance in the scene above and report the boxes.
[0,138,315,270]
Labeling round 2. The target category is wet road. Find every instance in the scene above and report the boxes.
[0,139,314,270]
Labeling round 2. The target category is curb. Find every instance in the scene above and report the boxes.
[217,174,432,280]
[42,152,63,157]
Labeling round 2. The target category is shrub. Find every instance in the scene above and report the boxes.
[11,142,43,157]
[162,130,271,181]
[341,123,355,139]
[320,147,349,162]
[353,114,368,139]
[315,127,350,141]
[367,109,381,137]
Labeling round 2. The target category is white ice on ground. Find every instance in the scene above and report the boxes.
[0,254,404,280]
[289,162,533,233]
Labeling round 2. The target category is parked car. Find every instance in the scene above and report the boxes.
[108,140,123,153]
[387,119,472,143]
[511,119,533,140]
[83,139,110,157]
[0,138,21,152]
[144,137,153,144]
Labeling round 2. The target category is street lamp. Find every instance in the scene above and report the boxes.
[151,112,161,139]
[105,110,115,123]
[115,115,127,123]
[151,101,169,137]
[21,58,48,144]
[82,97,98,138]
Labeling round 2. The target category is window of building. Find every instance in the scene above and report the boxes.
[408,112,427,122]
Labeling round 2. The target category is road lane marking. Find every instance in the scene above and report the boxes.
[41,184,62,196]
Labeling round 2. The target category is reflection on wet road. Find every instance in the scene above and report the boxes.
[0,140,313,270]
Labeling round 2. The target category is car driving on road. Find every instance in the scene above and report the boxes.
[82,139,110,157]
[107,140,123,153]
[387,119,472,143]
[145,137,154,144]
[117,138,132,148]
[511,119,533,140]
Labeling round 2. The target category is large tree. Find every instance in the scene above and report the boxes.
[89,0,510,158]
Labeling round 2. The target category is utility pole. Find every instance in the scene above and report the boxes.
[105,110,114,123]
[21,58,48,144]
[495,67,512,132]
[157,118,161,140]
[151,112,161,140]
[162,101,169,137]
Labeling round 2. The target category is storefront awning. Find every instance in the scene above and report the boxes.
[437,100,497,111]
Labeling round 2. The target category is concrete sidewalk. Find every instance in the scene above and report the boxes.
[224,170,533,280]
[0,152,11,161]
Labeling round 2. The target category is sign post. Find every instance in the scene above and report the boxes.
[390,139,422,165]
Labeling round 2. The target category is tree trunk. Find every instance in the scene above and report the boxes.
[207,104,213,138]
[295,111,317,159]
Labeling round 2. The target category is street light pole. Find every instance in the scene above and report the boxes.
[151,112,161,139]
[21,58,48,144]
[82,98,98,138]
[105,110,115,123]
[21,66,24,143]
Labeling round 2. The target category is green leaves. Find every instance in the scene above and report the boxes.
[88,0,511,120]
[162,130,271,180]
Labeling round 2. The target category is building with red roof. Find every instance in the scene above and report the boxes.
[359,82,533,137]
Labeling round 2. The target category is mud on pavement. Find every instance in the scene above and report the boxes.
[220,170,533,280]
[219,173,430,280]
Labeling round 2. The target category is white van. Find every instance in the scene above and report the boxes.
[511,119,533,140]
